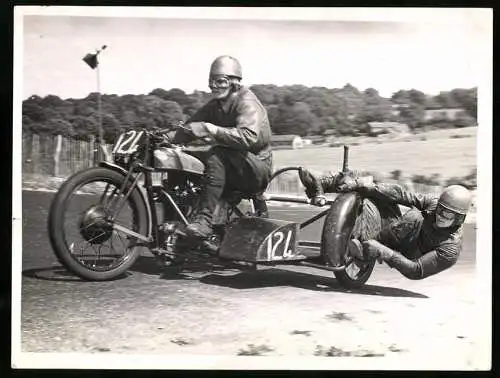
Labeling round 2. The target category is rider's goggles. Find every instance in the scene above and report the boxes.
[209,76,231,90]
[436,204,457,221]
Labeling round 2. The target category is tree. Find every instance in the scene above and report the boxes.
[71,115,98,140]
[271,101,319,136]
[399,104,425,130]
[22,83,478,141]
[360,88,393,123]
[450,88,477,119]
[250,84,280,105]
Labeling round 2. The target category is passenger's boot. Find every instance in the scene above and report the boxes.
[298,168,335,204]
[348,238,395,264]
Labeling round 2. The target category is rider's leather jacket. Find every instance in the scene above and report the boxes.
[173,86,273,168]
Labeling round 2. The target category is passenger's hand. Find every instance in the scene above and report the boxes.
[336,174,359,192]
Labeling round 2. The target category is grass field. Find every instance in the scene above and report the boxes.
[273,127,477,180]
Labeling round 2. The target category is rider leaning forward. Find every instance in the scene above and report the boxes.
[171,55,273,240]
[299,169,473,280]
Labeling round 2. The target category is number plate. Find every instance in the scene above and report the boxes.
[265,223,299,261]
[112,130,146,156]
[218,218,303,262]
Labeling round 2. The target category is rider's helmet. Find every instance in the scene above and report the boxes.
[435,185,472,227]
[209,55,242,79]
[208,56,242,98]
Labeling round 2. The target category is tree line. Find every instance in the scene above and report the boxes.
[22,84,477,142]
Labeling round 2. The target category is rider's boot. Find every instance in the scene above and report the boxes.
[253,193,269,218]
[185,170,223,240]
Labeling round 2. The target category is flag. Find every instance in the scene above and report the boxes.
[82,53,98,69]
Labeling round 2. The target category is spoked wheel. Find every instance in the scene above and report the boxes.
[334,251,376,289]
[48,167,148,281]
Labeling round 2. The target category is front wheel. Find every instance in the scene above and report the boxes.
[48,167,149,281]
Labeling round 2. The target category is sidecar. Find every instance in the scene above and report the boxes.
[217,148,377,290]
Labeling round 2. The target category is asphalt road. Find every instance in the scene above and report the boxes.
[16,190,481,368]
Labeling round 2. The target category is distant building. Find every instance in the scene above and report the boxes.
[302,135,325,145]
[367,122,410,136]
[423,107,466,121]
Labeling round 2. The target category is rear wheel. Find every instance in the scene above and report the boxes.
[48,167,148,281]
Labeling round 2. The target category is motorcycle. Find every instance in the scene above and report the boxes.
[48,125,378,289]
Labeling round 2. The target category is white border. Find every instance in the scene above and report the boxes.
[12,6,493,371]
[12,6,24,368]
[13,6,487,23]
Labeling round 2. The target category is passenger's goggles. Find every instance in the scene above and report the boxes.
[208,76,231,90]
[436,204,457,220]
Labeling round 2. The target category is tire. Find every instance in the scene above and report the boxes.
[321,193,376,289]
[48,167,149,281]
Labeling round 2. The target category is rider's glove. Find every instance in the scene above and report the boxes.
[188,122,219,140]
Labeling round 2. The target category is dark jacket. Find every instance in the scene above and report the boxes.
[360,182,464,279]
[173,86,273,163]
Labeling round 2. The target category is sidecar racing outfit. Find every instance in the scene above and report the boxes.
[299,170,470,280]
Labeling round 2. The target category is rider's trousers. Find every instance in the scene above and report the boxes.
[196,146,272,223]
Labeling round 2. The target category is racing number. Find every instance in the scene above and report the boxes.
[267,229,295,260]
[112,130,144,154]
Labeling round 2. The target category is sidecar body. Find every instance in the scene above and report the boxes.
[218,190,362,268]
[218,217,306,263]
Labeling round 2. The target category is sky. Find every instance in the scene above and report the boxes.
[19,7,491,100]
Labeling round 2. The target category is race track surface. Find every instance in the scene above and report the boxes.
[15,190,485,369]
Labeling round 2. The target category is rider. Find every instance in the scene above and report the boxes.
[299,169,472,280]
[172,55,273,240]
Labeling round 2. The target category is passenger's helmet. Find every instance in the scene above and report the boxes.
[436,185,472,227]
[438,185,472,215]
[209,55,242,79]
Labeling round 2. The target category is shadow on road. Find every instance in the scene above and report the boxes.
[22,267,130,282]
[23,257,427,299]
[131,256,428,299]
[198,270,429,298]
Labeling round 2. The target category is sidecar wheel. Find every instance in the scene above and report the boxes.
[48,167,148,281]
[333,257,376,290]
[321,193,377,289]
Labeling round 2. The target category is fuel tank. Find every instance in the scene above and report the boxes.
[153,147,205,175]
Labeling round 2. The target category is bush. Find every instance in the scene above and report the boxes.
[411,173,442,186]
[449,134,471,139]
[390,169,403,181]
[445,168,477,189]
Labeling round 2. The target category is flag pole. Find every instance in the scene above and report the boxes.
[96,59,104,161]
[83,44,107,164]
